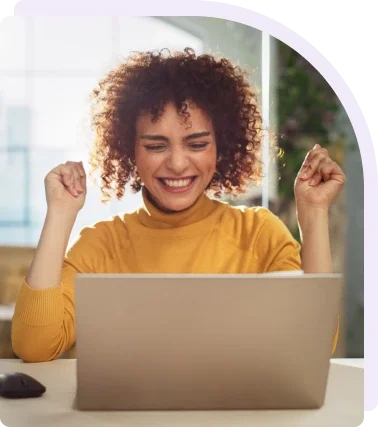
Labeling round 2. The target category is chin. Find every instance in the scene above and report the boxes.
[147,178,205,212]
[159,196,197,212]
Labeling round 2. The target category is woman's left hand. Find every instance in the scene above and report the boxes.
[294,144,346,211]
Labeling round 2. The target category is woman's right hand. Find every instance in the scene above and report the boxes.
[44,161,87,214]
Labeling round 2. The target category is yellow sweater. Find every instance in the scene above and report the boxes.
[12,188,338,362]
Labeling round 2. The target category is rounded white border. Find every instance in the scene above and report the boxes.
[8,0,372,415]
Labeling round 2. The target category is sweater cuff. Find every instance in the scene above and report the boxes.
[13,279,65,326]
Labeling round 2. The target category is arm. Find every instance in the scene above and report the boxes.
[26,160,86,290]
[12,261,78,363]
[255,209,339,356]
[295,144,345,274]
[11,161,87,362]
[251,207,301,273]
[294,144,346,355]
[25,209,77,290]
[297,207,332,273]
[297,207,339,355]
[11,223,105,363]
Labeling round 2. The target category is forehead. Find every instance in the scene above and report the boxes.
[135,102,214,135]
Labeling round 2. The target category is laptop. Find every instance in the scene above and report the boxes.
[74,273,342,410]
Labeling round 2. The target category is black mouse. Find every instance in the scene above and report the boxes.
[0,372,46,398]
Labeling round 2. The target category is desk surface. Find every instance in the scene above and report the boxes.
[0,305,14,321]
[0,358,363,427]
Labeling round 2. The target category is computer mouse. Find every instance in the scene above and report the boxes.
[0,372,46,398]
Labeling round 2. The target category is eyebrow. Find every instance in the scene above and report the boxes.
[140,131,211,142]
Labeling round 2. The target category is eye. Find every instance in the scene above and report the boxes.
[189,142,209,150]
[144,144,166,152]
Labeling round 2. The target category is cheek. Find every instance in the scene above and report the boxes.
[135,152,161,180]
[191,154,216,180]
[134,149,148,177]
[204,148,217,173]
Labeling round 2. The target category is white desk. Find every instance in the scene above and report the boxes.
[0,358,363,427]
[0,305,14,321]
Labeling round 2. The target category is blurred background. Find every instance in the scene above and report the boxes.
[0,17,363,359]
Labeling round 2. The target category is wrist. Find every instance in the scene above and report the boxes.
[47,206,78,220]
[46,207,78,229]
[296,202,329,218]
[296,204,329,231]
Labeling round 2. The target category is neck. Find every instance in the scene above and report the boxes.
[145,187,181,214]
[137,186,223,230]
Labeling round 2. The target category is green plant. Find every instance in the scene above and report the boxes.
[275,40,347,237]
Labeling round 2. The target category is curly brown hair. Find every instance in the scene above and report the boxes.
[89,47,263,202]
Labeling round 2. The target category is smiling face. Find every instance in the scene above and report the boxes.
[134,102,217,212]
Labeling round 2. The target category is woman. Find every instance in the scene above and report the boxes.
[11,48,345,363]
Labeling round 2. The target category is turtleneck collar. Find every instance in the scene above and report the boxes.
[136,186,220,229]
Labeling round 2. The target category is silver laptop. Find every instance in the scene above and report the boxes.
[74,273,342,410]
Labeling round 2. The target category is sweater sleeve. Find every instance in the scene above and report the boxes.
[11,223,108,363]
[254,209,302,273]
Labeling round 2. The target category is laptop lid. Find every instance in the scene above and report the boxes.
[75,273,342,410]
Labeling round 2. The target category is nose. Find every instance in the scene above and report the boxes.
[165,148,190,175]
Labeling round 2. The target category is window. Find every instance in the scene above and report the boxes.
[0,17,204,246]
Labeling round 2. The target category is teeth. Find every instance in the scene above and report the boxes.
[162,178,192,188]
